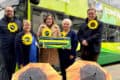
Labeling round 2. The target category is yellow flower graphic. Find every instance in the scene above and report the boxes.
[8,22,18,32]
[61,31,67,37]
[88,20,98,29]
[22,34,33,45]
[42,28,51,37]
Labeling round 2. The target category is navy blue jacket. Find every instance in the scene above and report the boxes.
[15,31,39,66]
[68,30,78,57]
[58,30,78,60]
[0,16,22,79]
[77,18,103,53]
[58,30,78,76]
[0,16,22,58]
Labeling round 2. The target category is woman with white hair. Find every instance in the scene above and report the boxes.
[58,18,78,80]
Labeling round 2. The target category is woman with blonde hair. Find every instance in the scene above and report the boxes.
[15,20,39,68]
[37,14,60,67]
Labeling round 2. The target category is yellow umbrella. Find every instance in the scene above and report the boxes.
[66,60,112,80]
[12,63,62,80]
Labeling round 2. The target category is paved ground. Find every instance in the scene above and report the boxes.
[103,63,120,80]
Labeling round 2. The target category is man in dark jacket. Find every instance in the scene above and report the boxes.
[0,6,22,80]
[77,8,103,62]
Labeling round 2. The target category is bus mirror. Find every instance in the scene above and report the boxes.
[30,0,39,4]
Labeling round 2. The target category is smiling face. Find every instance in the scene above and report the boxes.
[87,8,96,20]
[23,20,31,32]
[44,15,54,27]
[62,19,72,31]
[62,21,70,30]
[5,6,14,18]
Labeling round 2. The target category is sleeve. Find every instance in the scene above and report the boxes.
[37,24,47,37]
[19,21,23,32]
[71,31,78,57]
[16,19,23,32]
[37,25,41,37]
[86,22,103,42]
[15,33,23,66]
[77,24,84,42]
[33,32,40,48]
[51,24,61,37]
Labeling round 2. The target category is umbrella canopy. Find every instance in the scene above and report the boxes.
[66,60,112,80]
[12,63,62,80]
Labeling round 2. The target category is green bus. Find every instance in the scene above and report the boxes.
[0,0,120,65]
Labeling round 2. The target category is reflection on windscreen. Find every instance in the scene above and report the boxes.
[0,0,19,8]
[0,10,4,19]
[0,0,20,19]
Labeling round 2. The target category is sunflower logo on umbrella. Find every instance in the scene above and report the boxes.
[42,28,52,37]
[8,22,18,32]
[22,34,33,45]
[88,20,98,30]
[61,31,67,37]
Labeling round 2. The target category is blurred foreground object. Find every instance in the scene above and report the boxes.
[12,63,62,80]
[66,60,112,80]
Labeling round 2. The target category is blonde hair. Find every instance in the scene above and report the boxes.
[23,19,31,25]
[62,18,72,27]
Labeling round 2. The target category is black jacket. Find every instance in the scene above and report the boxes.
[0,16,22,58]
[15,31,39,66]
[77,18,103,53]
[0,16,22,80]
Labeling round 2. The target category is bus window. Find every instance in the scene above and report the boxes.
[31,7,65,33]
[102,24,120,42]
[69,16,85,33]
[0,0,27,20]
[0,0,19,8]
[15,1,27,20]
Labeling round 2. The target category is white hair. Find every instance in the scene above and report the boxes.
[62,18,72,27]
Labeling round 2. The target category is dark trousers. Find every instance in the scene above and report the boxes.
[4,55,16,80]
[81,52,99,61]
[80,46,100,62]
[0,53,9,80]
[58,50,74,80]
